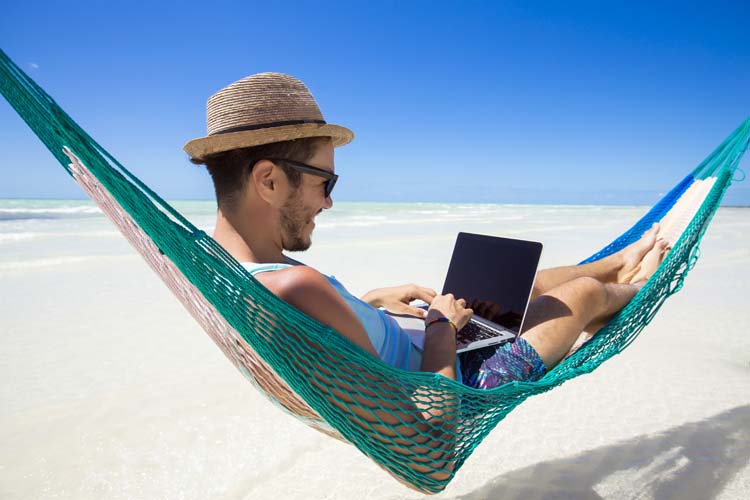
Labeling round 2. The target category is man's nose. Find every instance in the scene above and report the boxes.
[323,194,333,209]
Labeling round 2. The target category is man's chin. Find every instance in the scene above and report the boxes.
[284,238,312,252]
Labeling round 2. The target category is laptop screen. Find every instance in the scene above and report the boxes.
[442,232,543,334]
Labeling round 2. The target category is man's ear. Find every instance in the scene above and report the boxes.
[251,159,284,206]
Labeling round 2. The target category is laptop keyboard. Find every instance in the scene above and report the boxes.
[456,320,503,345]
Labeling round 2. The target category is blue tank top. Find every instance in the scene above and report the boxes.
[241,262,424,372]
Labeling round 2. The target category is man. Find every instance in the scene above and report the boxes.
[184,72,668,390]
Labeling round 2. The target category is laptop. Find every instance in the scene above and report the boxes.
[391,232,543,353]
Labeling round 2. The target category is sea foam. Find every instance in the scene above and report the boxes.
[0,205,102,221]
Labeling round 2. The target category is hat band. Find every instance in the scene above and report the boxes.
[211,119,327,136]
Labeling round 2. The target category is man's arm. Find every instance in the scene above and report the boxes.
[256,265,379,357]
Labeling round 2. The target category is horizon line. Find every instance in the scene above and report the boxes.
[0,196,748,209]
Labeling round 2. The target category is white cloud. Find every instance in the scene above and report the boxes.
[29,62,39,70]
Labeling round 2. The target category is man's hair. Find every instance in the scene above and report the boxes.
[191,137,330,210]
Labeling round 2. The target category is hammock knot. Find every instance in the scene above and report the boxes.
[670,243,703,296]
[669,268,688,296]
[687,245,701,271]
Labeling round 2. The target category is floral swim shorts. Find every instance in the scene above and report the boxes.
[458,336,547,389]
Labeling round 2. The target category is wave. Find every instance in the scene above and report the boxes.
[0,230,121,245]
[0,254,133,272]
[317,214,526,229]
[0,232,39,243]
[0,206,103,221]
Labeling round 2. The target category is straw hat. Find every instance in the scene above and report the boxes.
[183,72,353,161]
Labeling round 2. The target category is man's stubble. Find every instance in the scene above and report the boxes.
[279,190,313,252]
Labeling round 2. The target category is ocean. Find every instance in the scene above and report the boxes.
[0,198,654,279]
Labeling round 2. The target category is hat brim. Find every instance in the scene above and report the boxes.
[183,123,353,161]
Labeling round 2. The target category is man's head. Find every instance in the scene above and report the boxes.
[192,136,334,251]
[184,72,350,254]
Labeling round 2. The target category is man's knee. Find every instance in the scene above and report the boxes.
[567,276,608,311]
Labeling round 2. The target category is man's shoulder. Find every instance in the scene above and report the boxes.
[255,265,330,299]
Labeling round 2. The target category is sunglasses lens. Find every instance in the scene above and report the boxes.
[327,175,339,196]
[270,159,337,197]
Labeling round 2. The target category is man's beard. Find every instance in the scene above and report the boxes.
[279,192,313,252]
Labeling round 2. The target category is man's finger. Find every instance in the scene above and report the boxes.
[412,286,437,303]
[406,306,428,318]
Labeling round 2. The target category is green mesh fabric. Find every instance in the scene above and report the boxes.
[2,49,748,493]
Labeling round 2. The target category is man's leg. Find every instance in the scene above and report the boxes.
[521,277,640,369]
[536,238,672,362]
[531,224,660,299]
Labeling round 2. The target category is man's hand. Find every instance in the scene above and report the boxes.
[426,294,474,332]
[361,284,437,318]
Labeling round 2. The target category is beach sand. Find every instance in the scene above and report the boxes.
[0,202,748,499]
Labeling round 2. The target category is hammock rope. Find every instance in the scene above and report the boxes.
[1,49,748,493]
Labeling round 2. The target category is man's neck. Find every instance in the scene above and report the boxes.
[213,206,286,264]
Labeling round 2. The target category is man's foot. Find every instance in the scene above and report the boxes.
[629,239,671,285]
[616,224,660,284]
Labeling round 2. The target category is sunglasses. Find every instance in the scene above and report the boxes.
[268,158,338,198]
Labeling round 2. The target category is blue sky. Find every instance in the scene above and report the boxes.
[1,1,749,205]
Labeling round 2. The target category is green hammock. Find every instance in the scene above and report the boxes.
[2,48,748,494]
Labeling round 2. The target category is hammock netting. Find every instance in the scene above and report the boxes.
[2,49,748,493]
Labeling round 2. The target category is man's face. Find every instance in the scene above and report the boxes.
[279,141,335,252]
